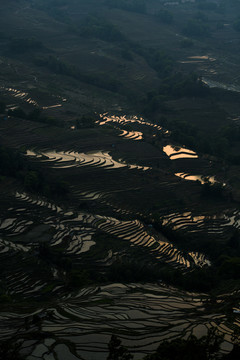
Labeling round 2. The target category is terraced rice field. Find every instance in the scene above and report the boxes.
[25,149,150,171]
[163,145,198,160]
[0,85,66,110]
[1,0,240,357]
[175,173,217,185]
[1,189,204,274]
[3,87,39,107]
[0,113,237,271]
[161,210,240,241]
[1,185,240,359]
[0,107,239,358]
[98,113,167,139]
[0,283,237,360]
[119,129,143,141]
[202,78,240,93]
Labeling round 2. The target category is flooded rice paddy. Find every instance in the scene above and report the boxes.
[0,283,236,360]
[202,78,240,93]
[163,145,198,160]
[1,189,239,305]
[180,55,216,65]
[119,129,143,141]
[162,146,218,186]
[98,113,167,139]
[0,85,66,110]
[25,149,150,171]
[4,87,39,107]
[175,173,217,185]
[1,107,239,359]
[161,210,240,237]
[1,191,205,270]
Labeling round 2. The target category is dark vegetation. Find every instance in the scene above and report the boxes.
[25,227,240,295]
[0,339,24,360]
[147,217,240,293]
[183,20,210,38]
[4,102,99,129]
[34,54,122,93]
[143,73,209,116]
[106,250,240,294]
[1,331,240,360]
[146,90,240,164]
[8,106,64,127]
[143,331,240,360]
[0,144,68,198]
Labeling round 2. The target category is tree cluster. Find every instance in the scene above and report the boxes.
[34,55,121,93]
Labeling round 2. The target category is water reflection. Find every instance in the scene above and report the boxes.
[162,212,206,230]
[98,113,167,138]
[161,209,240,235]
[189,251,211,267]
[202,78,240,93]
[25,149,150,171]
[180,55,216,64]
[163,145,198,160]
[42,104,62,110]
[1,86,66,109]
[119,129,143,140]
[224,211,240,229]
[175,173,216,185]
[4,87,38,106]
